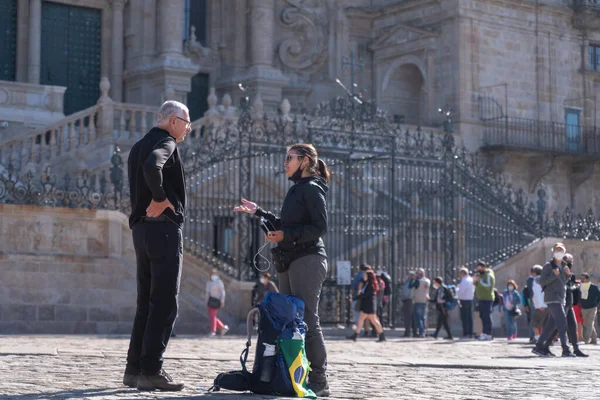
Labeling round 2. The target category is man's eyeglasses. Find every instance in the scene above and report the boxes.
[175,116,191,129]
[285,154,304,163]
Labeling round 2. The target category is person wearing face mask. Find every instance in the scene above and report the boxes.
[538,254,588,357]
[500,280,521,340]
[233,143,331,397]
[254,272,279,303]
[532,243,575,357]
[206,269,228,337]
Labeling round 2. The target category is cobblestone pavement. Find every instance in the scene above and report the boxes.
[0,334,599,400]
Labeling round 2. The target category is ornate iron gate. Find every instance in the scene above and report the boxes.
[176,96,548,327]
[3,96,597,326]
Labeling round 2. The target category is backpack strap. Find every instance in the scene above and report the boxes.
[241,307,260,373]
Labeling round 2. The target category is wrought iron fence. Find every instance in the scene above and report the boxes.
[2,96,600,326]
[482,116,600,156]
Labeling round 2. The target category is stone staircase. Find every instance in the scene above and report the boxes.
[0,78,157,176]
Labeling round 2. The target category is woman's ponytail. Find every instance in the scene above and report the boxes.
[317,159,330,183]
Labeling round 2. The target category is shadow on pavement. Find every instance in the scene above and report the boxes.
[0,388,134,399]
[0,388,279,400]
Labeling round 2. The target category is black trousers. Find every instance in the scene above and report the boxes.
[537,303,569,351]
[459,300,473,337]
[434,304,452,338]
[402,299,414,336]
[544,305,580,351]
[126,221,183,375]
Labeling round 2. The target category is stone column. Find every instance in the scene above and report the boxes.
[27,0,41,83]
[249,0,274,67]
[110,0,126,101]
[158,0,184,56]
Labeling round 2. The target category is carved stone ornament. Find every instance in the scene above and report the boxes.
[184,25,213,62]
[278,0,328,72]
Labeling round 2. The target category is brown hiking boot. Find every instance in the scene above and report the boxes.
[123,373,139,388]
[137,369,184,392]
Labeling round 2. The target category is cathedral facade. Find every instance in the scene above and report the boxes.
[0,0,599,213]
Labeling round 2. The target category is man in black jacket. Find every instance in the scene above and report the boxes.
[580,273,600,345]
[123,100,190,391]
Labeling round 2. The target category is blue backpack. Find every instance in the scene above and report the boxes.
[209,292,316,398]
[444,284,458,310]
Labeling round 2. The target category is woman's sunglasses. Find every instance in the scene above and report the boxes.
[285,154,304,163]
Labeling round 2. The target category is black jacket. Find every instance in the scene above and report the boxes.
[580,283,600,309]
[256,175,328,261]
[128,127,186,228]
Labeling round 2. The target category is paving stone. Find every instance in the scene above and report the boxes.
[0,335,599,399]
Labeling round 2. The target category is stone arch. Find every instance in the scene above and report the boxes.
[381,56,428,125]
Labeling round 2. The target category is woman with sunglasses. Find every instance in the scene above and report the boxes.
[233,143,331,397]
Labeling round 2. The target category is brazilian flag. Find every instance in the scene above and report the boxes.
[279,338,316,399]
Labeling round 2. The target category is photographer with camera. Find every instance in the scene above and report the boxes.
[233,143,331,397]
[532,243,576,357]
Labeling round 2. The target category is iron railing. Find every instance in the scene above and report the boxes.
[3,96,600,326]
[482,116,600,156]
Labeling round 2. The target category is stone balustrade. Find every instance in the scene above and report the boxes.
[0,105,100,171]
[112,102,157,141]
[0,80,66,129]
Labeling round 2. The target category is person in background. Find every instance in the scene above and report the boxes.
[373,271,387,337]
[522,267,536,343]
[430,277,454,340]
[531,265,547,342]
[412,268,431,338]
[474,262,495,341]
[351,264,370,329]
[500,280,521,340]
[401,271,417,337]
[457,267,475,338]
[206,269,228,337]
[254,272,279,303]
[347,267,386,342]
[532,243,575,357]
[579,273,600,345]
[377,270,392,322]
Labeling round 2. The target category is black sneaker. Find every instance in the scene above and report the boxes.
[561,349,576,358]
[547,349,556,357]
[532,347,548,357]
[310,381,331,397]
[529,338,537,344]
[137,369,185,391]
[574,349,589,358]
[123,373,139,388]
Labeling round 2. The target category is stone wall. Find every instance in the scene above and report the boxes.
[0,205,253,334]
